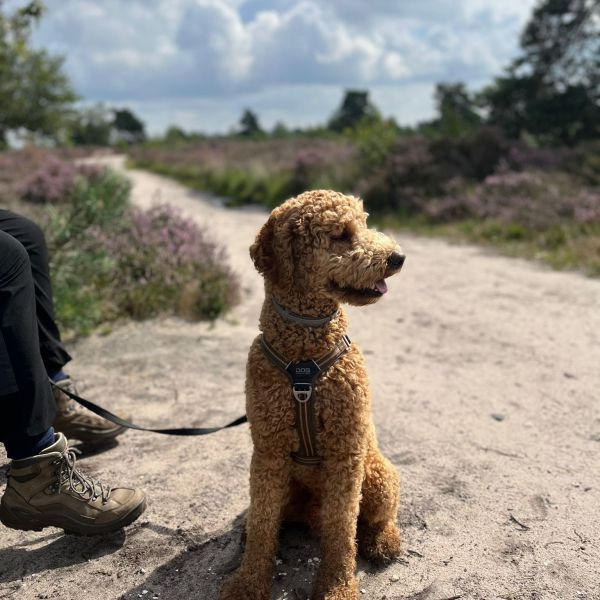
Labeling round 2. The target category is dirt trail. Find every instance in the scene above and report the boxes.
[2,155,599,600]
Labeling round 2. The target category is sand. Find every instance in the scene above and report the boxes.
[1,155,599,600]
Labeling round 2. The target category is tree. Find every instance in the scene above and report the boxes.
[328,90,381,132]
[350,117,402,166]
[69,104,113,146]
[239,109,262,136]
[0,1,76,146]
[418,83,482,138]
[113,108,146,144]
[164,125,188,143]
[271,121,289,138]
[518,0,599,95]
[434,83,481,137]
[482,0,600,145]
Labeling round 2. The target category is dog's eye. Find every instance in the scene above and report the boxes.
[331,229,352,242]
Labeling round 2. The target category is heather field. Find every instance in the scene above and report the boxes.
[129,137,360,208]
[130,134,600,276]
[0,149,239,336]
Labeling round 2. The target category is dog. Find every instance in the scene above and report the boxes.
[220,190,405,600]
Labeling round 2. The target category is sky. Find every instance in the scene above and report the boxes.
[20,0,538,134]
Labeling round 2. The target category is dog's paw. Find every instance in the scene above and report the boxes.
[312,577,359,600]
[357,521,402,566]
[219,570,270,600]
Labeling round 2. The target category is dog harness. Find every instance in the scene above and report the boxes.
[260,333,352,465]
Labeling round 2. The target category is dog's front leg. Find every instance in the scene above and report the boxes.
[312,457,364,600]
[220,452,290,600]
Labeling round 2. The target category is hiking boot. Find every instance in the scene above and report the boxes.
[0,432,146,536]
[52,377,128,444]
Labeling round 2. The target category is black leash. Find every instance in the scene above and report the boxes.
[50,381,247,436]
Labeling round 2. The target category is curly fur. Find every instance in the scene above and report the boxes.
[220,190,404,600]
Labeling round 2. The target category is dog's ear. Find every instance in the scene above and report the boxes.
[250,211,295,286]
[250,214,276,278]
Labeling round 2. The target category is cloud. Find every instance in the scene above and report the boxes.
[327,0,534,28]
[177,1,252,85]
[17,0,537,131]
[247,3,386,86]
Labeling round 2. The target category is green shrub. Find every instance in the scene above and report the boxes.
[93,203,239,323]
[35,168,239,336]
[128,138,359,207]
[348,117,400,167]
[45,170,130,334]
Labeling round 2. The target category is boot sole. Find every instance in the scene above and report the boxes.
[0,496,146,536]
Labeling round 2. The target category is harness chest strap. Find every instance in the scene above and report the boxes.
[260,334,352,466]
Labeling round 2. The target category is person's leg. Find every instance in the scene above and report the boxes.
[0,230,146,534]
[0,210,127,443]
[0,230,56,449]
[0,209,71,375]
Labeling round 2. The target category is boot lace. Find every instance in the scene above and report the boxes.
[52,449,112,503]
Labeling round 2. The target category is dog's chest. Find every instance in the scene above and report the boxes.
[246,342,370,455]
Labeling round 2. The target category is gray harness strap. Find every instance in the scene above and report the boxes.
[260,334,352,466]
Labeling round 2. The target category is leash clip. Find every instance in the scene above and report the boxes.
[292,383,313,403]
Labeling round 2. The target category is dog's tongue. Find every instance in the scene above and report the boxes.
[374,279,388,294]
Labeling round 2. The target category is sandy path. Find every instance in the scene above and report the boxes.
[1,156,599,600]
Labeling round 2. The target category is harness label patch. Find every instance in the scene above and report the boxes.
[295,367,312,374]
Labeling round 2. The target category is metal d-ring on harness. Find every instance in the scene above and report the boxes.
[260,333,352,466]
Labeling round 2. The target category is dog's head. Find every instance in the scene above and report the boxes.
[250,190,405,306]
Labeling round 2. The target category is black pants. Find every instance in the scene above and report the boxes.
[0,210,71,373]
[0,210,71,443]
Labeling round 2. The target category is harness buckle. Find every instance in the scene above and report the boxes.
[292,383,313,403]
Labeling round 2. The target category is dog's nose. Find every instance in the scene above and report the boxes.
[387,252,406,270]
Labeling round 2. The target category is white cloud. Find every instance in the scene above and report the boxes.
[247,2,387,86]
[177,0,252,83]
[327,0,535,28]
[15,0,538,131]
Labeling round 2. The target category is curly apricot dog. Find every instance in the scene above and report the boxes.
[220,190,405,600]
